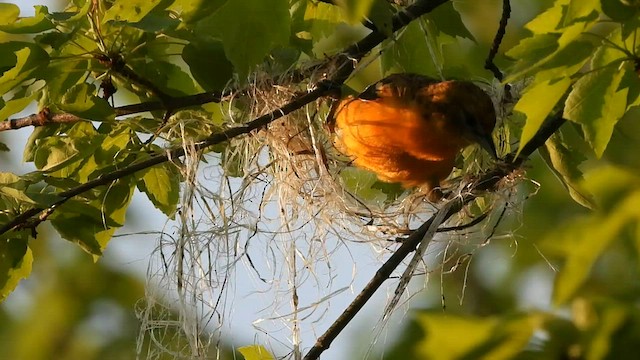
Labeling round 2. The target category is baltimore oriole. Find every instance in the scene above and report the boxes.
[331,73,496,197]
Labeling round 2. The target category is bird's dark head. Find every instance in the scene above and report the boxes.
[429,80,498,158]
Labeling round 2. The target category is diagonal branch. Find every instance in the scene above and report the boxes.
[301,112,567,359]
[0,0,451,235]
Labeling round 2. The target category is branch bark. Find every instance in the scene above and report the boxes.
[301,112,566,359]
[0,0,450,235]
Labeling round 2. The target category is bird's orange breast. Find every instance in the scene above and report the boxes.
[332,74,496,192]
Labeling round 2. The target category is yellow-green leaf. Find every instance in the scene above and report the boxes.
[564,66,628,157]
[103,0,163,23]
[0,45,49,96]
[58,83,115,121]
[544,190,640,304]
[539,133,596,209]
[514,76,571,155]
[0,237,33,302]
[0,93,37,121]
[137,163,180,217]
[0,5,54,34]
[238,345,275,360]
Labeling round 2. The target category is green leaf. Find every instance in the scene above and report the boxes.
[195,0,291,78]
[0,44,49,96]
[51,178,135,257]
[0,3,20,26]
[303,2,345,40]
[619,62,640,108]
[182,39,233,91]
[342,0,376,24]
[506,22,592,81]
[584,301,628,360]
[100,177,136,227]
[602,0,640,21]
[367,0,393,36]
[51,211,112,256]
[0,93,37,121]
[340,167,389,205]
[524,0,568,33]
[137,163,180,217]
[514,76,571,155]
[23,126,59,163]
[564,66,628,157]
[380,21,438,75]
[0,5,54,34]
[102,0,163,23]
[412,312,540,359]
[43,59,90,103]
[31,122,104,174]
[539,133,596,209]
[58,83,116,121]
[33,136,80,172]
[238,345,275,360]
[0,237,33,302]
[506,0,600,82]
[61,0,92,23]
[129,60,198,96]
[544,191,640,304]
[167,0,229,24]
[429,2,474,40]
[564,0,601,24]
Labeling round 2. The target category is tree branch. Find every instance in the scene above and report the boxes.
[301,112,567,359]
[0,0,450,235]
[485,0,510,81]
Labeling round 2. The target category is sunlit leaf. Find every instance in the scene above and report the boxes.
[525,0,568,33]
[168,0,229,24]
[137,163,180,217]
[0,44,49,96]
[564,0,600,24]
[514,76,571,155]
[0,3,20,27]
[0,93,37,121]
[506,1,599,82]
[238,345,275,360]
[33,137,80,172]
[411,312,541,359]
[564,66,628,157]
[303,1,345,39]
[539,133,596,209]
[0,5,54,34]
[102,0,163,23]
[334,0,376,24]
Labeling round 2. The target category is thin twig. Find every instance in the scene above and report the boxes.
[485,0,510,81]
[301,112,567,359]
[0,109,81,131]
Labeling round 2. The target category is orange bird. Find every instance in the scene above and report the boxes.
[331,73,496,196]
